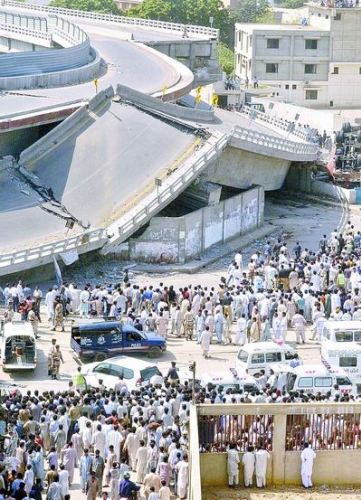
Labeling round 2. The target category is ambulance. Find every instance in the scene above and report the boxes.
[321,342,361,394]
[269,363,354,396]
[236,341,297,376]
[321,320,361,345]
[200,368,260,393]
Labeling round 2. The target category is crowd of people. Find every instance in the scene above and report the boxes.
[3,220,361,350]
[1,217,361,496]
[0,365,192,500]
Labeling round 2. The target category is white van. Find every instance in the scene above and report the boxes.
[270,363,354,396]
[200,368,260,393]
[236,341,297,376]
[321,342,361,394]
[0,321,37,372]
[322,320,361,345]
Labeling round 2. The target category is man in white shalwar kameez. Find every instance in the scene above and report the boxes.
[300,443,316,488]
[135,441,148,483]
[124,428,140,471]
[227,444,240,487]
[92,425,106,459]
[200,327,212,358]
[255,446,270,488]
[175,456,189,499]
[107,426,123,462]
[242,446,255,487]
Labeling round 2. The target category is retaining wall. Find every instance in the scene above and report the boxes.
[117,186,264,263]
[285,164,356,203]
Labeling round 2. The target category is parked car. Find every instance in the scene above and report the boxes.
[71,320,166,360]
[80,355,163,390]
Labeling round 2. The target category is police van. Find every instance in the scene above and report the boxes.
[236,341,297,376]
[71,320,166,360]
[321,342,361,394]
[322,320,361,345]
[269,363,354,396]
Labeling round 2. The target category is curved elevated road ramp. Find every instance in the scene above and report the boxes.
[0,87,227,276]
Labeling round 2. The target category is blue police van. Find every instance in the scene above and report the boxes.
[71,320,166,361]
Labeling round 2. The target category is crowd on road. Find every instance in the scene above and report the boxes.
[1,218,361,496]
[3,220,361,353]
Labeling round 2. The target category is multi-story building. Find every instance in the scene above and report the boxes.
[235,3,361,108]
[116,0,143,11]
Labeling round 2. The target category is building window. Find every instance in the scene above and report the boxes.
[285,84,289,89]
[359,67,361,74]
[266,63,278,73]
[305,90,318,100]
[292,84,297,89]
[305,39,318,50]
[333,66,339,74]
[305,64,317,74]
[267,38,279,49]
[330,101,334,107]
[334,12,341,20]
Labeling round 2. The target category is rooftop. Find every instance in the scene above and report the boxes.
[235,22,329,31]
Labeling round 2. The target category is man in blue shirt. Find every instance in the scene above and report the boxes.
[119,472,140,499]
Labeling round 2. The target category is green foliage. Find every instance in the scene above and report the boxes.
[218,42,234,75]
[50,0,120,14]
[278,0,305,7]
[127,0,172,20]
[233,0,270,24]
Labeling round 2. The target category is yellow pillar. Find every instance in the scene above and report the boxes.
[272,414,287,485]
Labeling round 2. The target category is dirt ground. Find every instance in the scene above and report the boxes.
[202,486,361,499]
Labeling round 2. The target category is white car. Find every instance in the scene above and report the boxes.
[80,356,163,390]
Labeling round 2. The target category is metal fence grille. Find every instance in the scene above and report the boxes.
[286,413,361,451]
[198,414,273,452]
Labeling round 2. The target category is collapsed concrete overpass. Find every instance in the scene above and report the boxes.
[0,3,320,276]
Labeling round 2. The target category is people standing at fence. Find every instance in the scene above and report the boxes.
[300,443,316,488]
[242,446,255,487]
[255,445,270,488]
[227,443,240,488]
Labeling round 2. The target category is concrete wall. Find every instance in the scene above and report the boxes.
[116,84,215,122]
[146,39,219,75]
[200,449,361,487]
[119,186,264,263]
[200,452,272,486]
[203,145,291,191]
[194,402,361,492]
[285,164,356,203]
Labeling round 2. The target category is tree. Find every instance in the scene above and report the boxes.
[50,0,121,14]
[278,0,305,8]
[233,0,270,24]
[127,0,172,20]
[218,42,234,75]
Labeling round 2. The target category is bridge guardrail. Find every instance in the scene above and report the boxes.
[102,131,229,252]
[0,22,51,40]
[239,107,315,142]
[0,229,108,270]
[3,0,219,39]
[231,125,319,160]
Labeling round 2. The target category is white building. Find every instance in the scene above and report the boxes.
[235,3,361,108]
